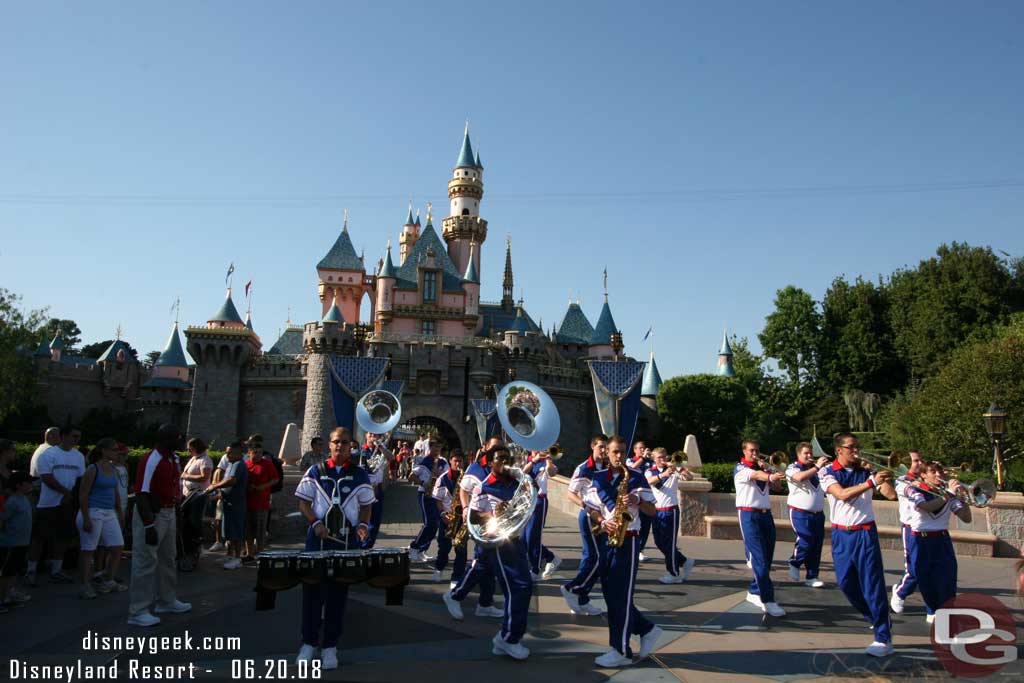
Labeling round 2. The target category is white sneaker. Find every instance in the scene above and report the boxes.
[788,564,800,581]
[409,549,424,562]
[890,584,905,613]
[207,542,226,552]
[127,611,161,627]
[745,592,763,608]
[560,585,582,612]
[637,625,663,658]
[155,599,192,614]
[865,641,894,657]
[491,632,529,660]
[530,572,542,582]
[442,591,464,621]
[449,580,459,591]
[638,552,648,562]
[431,570,442,582]
[925,613,935,624]
[476,604,504,618]
[763,602,786,617]
[658,573,684,585]
[574,602,604,616]
[745,557,752,569]
[594,648,633,667]
[223,557,242,570]
[420,553,436,563]
[321,647,338,670]
[805,579,825,588]
[541,556,561,579]
[295,644,316,665]
[681,557,695,581]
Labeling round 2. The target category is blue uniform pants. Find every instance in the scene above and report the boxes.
[564,509,603,605]
[831,526,892,644]
[908,532,956,615]
[638,510,653,551]
[411,492,440,551]
[652,508,687,575]
[524,496,555,574]
[450,542,498,607]
[489,538,533,644]
[434,523,468,582]
[787,508,824,579]
[600,534,654,657]
[300,526,350,648]
[894,526,919,601]
[739,509,775,602]
[365,489,384,548]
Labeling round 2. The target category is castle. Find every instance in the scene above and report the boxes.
[31,127,671,457]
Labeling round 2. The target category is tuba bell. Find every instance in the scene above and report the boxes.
[356,389,402,470]
[467,381,560,547]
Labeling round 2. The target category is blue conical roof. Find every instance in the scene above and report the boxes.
[456,128,477,168]
[34,340,52,357]
[405,205,415,226]
[509,308,530,334]
[323,302,343,323]
[49,334,65,350]
[155,323,188,367]
[245,312,254,331]
[475,148,483,169]
[317,223,364,271]
[642,354,663,397]
[415,213,421,226]
[97,339,134,363]
[379,245,397,279]
[719,331,733,356]
[555,302,594,344]
[463,246,479,284]
[589,300,618,346]
[210,290,244,324]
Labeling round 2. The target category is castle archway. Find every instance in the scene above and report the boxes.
[396,396,477,453]
[397,415,462,452]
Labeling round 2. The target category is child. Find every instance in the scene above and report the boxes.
[1,471,36,612]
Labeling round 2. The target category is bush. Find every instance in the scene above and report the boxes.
[701,462,737,493]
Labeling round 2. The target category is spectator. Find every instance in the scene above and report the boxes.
[205,442,248,570]
[128,424,191,627]
[27,425,85,586]
[0,439,15,495]
[76,438,125,599]
[180,438,213,498]
[207,451,232,552]
[29,427,60,478]
[299,438,325,471]
[1,471,36,613]
[93,443,130,591]
[243,443,279,562]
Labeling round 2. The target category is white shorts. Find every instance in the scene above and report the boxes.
[76,508,124,551]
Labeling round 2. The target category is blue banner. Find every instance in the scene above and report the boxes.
[327,357,389,433]
[587,360,646,451]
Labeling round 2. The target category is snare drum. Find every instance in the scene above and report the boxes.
[296,551,330,584]
[366,547,410,589]
[325,550,369,585]
[256,551,299,592]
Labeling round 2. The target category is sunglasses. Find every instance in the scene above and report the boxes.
[331,439,351,445]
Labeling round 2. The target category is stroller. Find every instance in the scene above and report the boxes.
[176,490,208,572]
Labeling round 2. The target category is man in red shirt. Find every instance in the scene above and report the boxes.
[128,425,191,627]
[244,442,279,561]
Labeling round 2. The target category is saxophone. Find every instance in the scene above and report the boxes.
[446,469,469,548]
[607,466,634,548]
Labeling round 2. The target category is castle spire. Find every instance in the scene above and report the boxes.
[405,202,415,226]
[456,119,476,168]
[463,241,480,283]
[717,328,736,377]
[501,237,514,310]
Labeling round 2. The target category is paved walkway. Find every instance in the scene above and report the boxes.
[3,480,1022,682]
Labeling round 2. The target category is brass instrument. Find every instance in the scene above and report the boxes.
[855,450,911,477]
[356,389,402,472]
[606,466,634,548]
[446,469,469,547]
[754,450,797,484]
[547,443,564,461]
[670,451,688,468]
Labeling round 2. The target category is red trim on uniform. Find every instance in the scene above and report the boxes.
[737,506,770,513]
[484,473,499,485]
[831,460,844,471]
[623,530,640,537]
[585,456,595,468]
[787,504,813,513]
[740,458,756,467]
[831,522,876,531]
[910,529,948,537]
[537,493,547,498]
[656,506,676,511]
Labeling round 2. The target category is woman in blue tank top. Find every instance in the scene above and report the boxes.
[76,437,125,599]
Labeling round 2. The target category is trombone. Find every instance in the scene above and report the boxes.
[855,450,912,477]
[754,450,798,484]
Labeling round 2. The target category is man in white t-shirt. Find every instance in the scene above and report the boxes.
[29,427,61,478]
[27,425,86,585]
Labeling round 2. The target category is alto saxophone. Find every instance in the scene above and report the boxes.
[607,466,634,548]
[446,469,469,548]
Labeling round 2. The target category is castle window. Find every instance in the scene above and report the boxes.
[422,320,436,336]
[461,209,469,216]
[423,272,437,303]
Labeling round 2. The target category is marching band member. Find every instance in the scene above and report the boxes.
[890,450,924,613]
[645,447,695,584]
[560,435,607,616]
[629,440,654,561]
[357,432,393,549]
[819,433,897,657]
[523,449,561,580]
[408,439,448,562]
[443,438,502,617]
[431,451,468,585]
[784,442,829,588]
[590,436,662,667]
[294,427,374,669]
[899,461,970,623]
[734,439,786,616]
[447,447,533,660]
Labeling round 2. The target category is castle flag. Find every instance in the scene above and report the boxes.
[245,280,252,298]
[643,326,653,341]
[225,263,235,286]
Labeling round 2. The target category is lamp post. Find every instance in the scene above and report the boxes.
[983,403,1007,490]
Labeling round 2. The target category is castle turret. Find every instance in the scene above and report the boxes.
[147,322,190,387]
[375,241,397,326]
[443,122,487,277]
[209,290,245,329]
[399,204,419,265]
[462,242,480,328]
[501,238,514,311]
[642,352,663,398]
[317,211,369,323]
[717,330,736,377]
[49,334,64,363]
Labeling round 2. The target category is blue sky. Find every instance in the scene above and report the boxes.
[2,1,1023,378]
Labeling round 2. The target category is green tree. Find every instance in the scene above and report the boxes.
[888,242,1024,380]
[143,351,161,369]
[80,339,138,360]
[657,374,750,460]
[728,336,793,448]
[758,285,822,386]
[0,289,48,423]
[40,318,82,353]
[820,276,905,395]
